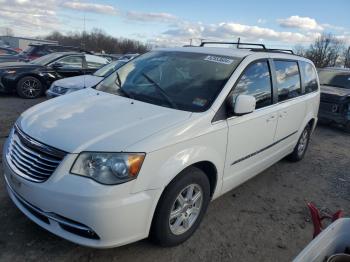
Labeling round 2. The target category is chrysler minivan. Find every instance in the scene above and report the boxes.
[3,42,320,248]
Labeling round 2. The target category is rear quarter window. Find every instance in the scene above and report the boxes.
[300,61,318,93]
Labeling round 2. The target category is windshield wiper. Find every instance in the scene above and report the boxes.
[115,71,135,99]
[141,72,178,109]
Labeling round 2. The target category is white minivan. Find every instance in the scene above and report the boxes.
[3,42,320,248]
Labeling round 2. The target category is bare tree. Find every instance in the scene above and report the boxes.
[45,29,151,54]
[294,44,306,57]
[304,33,345,68]
[344,46,350,68]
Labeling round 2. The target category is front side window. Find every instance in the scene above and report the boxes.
[56,56,83,69]
[318,70,350,89]
[96,51,241,112]
[230,61,272,109]
[275,60,301,102]
[300,61,318,93]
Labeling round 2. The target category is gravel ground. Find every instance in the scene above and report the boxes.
[0,95,349,262]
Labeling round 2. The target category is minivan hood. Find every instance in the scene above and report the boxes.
[17,88,192,153]
[54,75,103,89]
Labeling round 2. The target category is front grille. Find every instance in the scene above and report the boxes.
[6,125,66,182]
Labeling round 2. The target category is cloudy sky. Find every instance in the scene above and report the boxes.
[0,0,349,48]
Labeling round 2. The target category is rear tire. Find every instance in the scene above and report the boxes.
[150,167,210,247]
[287,125,311,162]
[16,76,43,99]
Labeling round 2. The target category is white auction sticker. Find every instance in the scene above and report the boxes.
[204,55,234,65]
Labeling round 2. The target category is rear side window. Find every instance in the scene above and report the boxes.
[300,61,318,93]
[57,56,83,69]
[85,55,109,69]
[231,60,272,109]
[274,60,301,102]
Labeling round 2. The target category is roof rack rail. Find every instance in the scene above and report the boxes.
[200,41,266,49]
[199,41,295,55]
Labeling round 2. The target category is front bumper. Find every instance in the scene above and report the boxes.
[2,139,161,248]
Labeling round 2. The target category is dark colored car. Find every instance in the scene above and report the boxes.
[318,68,350,132]
[0,47,19,55]
[0,52,109,98]
[0,47,21,63]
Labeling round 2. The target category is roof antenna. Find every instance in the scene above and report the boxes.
[237,37,240,49]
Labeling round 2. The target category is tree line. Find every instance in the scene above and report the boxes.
[294,33,350,68]
[44,28,151,54]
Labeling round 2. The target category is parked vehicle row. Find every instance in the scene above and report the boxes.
[0,43,82,63]
[0,52,109,98]
[46,59,128,97]
[3,42,320,248]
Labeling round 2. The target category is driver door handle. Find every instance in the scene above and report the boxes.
[266,115,277,122]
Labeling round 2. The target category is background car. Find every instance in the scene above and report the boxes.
[0,52,109,98]
[0,47,22,63]
[0,47,19,56]
[47,59,127,97]
[0,44,84,63]
[318,67,350,132]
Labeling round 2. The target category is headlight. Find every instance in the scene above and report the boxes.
[5,70,16,74]
[71,152,145,185]
[51,85,69,94]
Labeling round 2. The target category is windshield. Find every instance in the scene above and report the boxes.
[93,60,126,77]
[30,53,63,65]
[96,51,240,112]
[318,70,350,89]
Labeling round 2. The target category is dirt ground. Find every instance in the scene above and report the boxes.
[0,95,349,262]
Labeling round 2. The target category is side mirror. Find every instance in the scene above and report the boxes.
[52,62,63,69]
[234,94,256,115]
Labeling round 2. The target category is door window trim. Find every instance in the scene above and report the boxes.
[212,58,274,123]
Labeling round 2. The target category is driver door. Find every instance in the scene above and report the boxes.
[222,60,279,193]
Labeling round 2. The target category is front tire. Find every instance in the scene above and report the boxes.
[16,76,43,99]
[151,167,210,247]
[288,125,311,162]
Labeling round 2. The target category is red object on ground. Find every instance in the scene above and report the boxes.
[307,202,344,238]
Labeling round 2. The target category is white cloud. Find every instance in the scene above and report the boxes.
[278,15,323,31]
[126,11,177,22]
[62,1,118,15]
[257,18,266,24]
[161,21,322,46]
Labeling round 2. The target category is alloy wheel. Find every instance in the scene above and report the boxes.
[169,184,203,235]
[21,79,41,98]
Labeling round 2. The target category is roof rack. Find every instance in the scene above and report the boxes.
[199,41,294,54]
